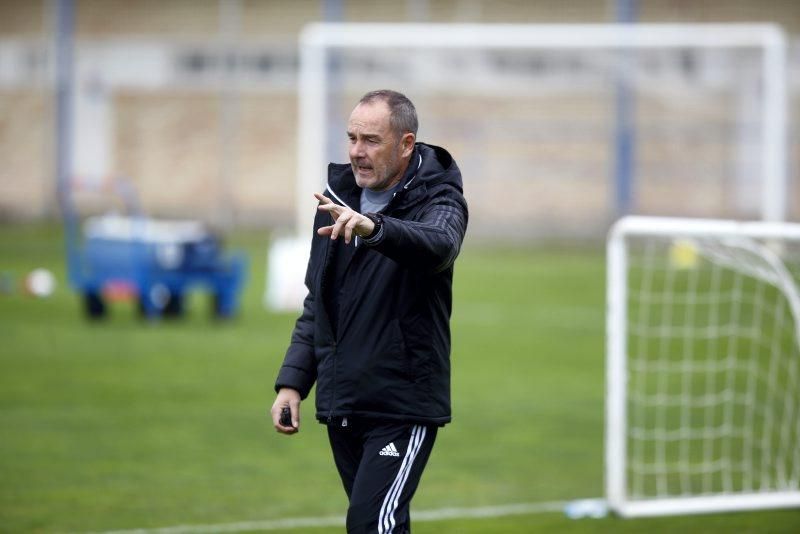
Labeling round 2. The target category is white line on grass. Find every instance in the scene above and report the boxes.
[88,500,569,534]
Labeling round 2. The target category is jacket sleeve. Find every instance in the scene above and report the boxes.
[274,281,317,399]
[363,187,468,273]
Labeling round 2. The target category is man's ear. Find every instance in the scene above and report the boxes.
[400,133,415,158]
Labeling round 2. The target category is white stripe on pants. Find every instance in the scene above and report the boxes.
[379,425,427,534]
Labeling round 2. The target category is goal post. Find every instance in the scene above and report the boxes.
[606,216,800,517]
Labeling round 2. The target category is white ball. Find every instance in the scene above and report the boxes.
[25,268,56,298]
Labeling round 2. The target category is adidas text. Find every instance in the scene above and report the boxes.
[379,443,400,457]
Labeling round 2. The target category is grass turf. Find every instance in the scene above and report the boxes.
[0,224,798,532]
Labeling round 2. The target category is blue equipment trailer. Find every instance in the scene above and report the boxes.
[52,1,246,320]
[70,214,247,320]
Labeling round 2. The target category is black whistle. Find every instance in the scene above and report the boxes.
[280,406,292,427]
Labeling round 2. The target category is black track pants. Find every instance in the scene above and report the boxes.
[327,419,438,534]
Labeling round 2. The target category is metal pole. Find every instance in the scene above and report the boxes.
[54,0,80,288]
[323,0,344,166]
[217,0,241,230]
[613,0,638,217]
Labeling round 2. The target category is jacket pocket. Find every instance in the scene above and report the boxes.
[383,318,412,381]
[314,344,335,412]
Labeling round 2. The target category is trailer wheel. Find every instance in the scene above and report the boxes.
[163,293,184,318]
[212,292,229,319]
[84,292,107,319]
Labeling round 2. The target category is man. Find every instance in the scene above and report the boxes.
[271,89,468,533]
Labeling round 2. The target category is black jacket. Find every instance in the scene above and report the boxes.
[274,143,468,426]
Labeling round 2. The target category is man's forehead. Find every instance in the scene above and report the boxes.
[347,101,391,134]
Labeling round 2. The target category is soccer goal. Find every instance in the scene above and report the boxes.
[606,216,800,517]
[267,22,789,311]
[295,22,789,239]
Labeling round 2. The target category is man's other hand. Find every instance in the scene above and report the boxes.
[271,387,301,434]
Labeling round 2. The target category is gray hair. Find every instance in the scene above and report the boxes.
[358,89,418,137]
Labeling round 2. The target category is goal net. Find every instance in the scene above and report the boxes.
[606,216,800,517]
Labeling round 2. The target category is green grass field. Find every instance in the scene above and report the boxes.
[1,224,798,532]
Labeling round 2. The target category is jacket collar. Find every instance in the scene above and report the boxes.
[326,142,457,212]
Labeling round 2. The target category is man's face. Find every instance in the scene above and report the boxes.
[347,101,413,192]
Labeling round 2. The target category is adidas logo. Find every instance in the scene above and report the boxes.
[379,442,400,457]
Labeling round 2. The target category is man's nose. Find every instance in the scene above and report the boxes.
[350,140,365,158]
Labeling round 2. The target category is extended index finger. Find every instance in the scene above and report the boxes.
[314,192,332,205]
[315,193,343,219]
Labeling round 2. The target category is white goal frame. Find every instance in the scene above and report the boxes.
[296,22,788,238]
[606,216,800,517]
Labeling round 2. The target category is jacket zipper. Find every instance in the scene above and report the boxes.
[319,233,338,426]
[327,340,337,423]
[323,173,424,427]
